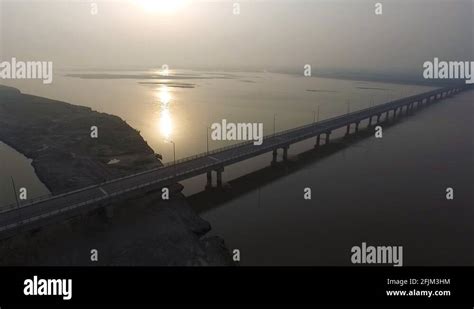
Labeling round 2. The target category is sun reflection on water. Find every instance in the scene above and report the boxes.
[156,86,173,140]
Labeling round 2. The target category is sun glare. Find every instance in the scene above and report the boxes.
[156,86,173,140]
[159,89,171,105]
[135,0,189,14]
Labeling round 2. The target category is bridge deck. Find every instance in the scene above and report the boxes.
[0,85,467,238]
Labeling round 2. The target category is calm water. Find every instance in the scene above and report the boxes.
[1,71,471,266]
[199,91,474,266]
[0,70,433,207]
[0,141,49,209]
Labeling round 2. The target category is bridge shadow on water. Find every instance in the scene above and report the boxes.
[188,112,414,214]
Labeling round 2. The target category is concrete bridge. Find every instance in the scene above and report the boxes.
[0,84,470,239]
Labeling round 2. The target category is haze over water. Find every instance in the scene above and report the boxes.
[0,71,434,206]
[0,0,472,266]
[0,0,471,206]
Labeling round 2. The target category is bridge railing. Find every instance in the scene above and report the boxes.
[0,196,48,213]
[156,89,436,168]
[161,139,255,168]
[0,157,231,230]
[0,85,463,213]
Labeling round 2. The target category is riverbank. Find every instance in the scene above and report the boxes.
[0,85,233,266]
[0,85,162,195]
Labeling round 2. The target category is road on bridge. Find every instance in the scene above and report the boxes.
[0,85,468,239]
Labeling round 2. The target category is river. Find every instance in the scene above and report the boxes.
[2,71,471,266]
[0,69,433,204]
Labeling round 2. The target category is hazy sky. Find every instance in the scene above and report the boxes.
[0,0,472,74]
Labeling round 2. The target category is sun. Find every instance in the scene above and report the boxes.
[134,0,189,14]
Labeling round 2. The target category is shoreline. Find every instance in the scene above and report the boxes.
[0,85,233,266]
[0,84,162,195]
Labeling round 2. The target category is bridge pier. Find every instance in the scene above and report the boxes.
[216,168,223,188]
[282,146,289,161]
[205,168,224,190]
[314,134,321,148]
[376,114,381,123]
[385,111,390,121]
[271,149,278,165]
[368,116,373,126]
[325,131,331,144]
[206,171,212,189]
[271,146,289,165]
[343,122,360,135]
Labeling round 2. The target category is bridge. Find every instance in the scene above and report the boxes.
[0,84,470,239]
